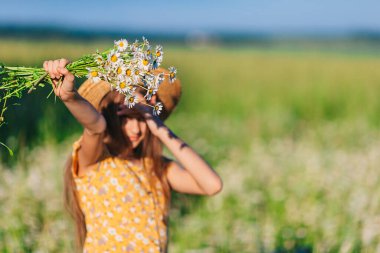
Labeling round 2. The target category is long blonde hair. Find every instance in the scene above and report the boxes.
[63,91,171,252]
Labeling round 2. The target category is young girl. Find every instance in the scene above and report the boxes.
[43,58,223,253]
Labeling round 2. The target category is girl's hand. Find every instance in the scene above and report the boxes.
[117,102,167,137]
[43,58,75,102]
[136,103,167,136]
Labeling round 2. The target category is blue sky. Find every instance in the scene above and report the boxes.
[0,0,379,34]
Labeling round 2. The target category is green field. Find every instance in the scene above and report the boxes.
[1,38,380,252]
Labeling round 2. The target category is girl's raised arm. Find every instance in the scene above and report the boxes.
[159,127,223,196]
[43,59,106,171]
[133,102,223,196]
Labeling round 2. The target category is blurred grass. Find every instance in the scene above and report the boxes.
[1,37,380,252]
[1,38,380,160]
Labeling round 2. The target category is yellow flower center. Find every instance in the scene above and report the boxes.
[91,71,98,77]
[119,42,124,47]
[147,50,151,55]
[129,97,134,103]
[170,73,175,79]
[149,88,153,94]
[126,69,132,76]
[111,54,118,62]
[143,59,149,66]
[120,82,126,89]
[156,51,161,57]
[135,69,140,75]
[117,67,122,74]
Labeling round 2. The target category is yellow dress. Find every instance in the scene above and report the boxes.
[72,139,169,253]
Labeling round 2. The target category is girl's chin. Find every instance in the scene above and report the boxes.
[130,140,143,148]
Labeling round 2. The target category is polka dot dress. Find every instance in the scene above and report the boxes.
[72,139,169,253]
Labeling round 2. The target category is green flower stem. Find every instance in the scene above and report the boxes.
[0,142,13,156]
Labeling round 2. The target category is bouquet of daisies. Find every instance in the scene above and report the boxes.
[0,37,177,127]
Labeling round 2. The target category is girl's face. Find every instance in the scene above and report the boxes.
[120,111,147,148]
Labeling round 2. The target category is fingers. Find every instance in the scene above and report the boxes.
[58,66,75,82]
[43,59,75,100]
[43,61,48,71]
[43,58,70,79]
[58,58,69,69]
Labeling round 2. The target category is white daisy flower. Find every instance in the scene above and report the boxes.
[168,66,177,83]
[107,49,121,65]
[146,45,153,59]
[152,45,164,69]
[94,54,104,66]
[139,56,151,71]
[125,66,133,78]
[153,102,163,116]
[114,39,128,52]
[115,63,126,80]
[154,72,165,87]
[127,83,137,93]
[115,79,127,93]
[155,45,163,62]
[125,94,138,108]
[131,68,142,84]
[144,83,158,101]
[86,68,102,83]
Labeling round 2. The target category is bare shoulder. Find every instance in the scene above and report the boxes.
[76,129,109,176]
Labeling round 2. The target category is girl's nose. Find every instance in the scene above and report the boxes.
[129,119,141,134]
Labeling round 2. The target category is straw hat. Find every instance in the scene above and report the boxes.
[77,79,111,111]
[153,67,182,120]
[78,68,181,121]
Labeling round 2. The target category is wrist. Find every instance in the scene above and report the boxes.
[156,125,171,139]
[61,89,79,103]
[157,126,179,141]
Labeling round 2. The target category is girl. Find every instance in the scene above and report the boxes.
[43,58,223,253]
